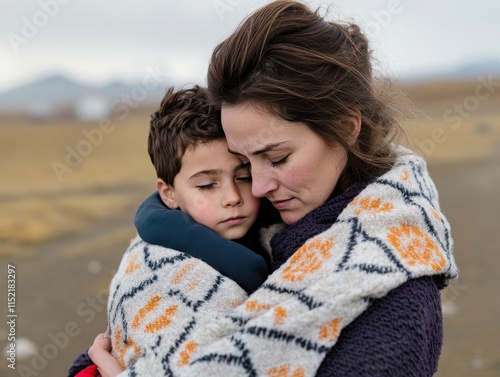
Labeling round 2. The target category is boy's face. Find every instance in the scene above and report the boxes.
[161,139,260,240]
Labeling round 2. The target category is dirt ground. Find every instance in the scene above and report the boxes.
[0,155,499,377]
[427,158,500,376]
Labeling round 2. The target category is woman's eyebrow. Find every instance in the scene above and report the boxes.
[228,142,285,156]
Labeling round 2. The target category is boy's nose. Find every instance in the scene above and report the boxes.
[222,185,243,207]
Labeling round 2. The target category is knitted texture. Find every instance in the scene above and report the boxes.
[67,348,93,377]
[111,149,458,377]
[316,276,443,376]
[108,239,248,368]
[270,181,369,270]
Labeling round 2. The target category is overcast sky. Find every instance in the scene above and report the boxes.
[0,0,497,92]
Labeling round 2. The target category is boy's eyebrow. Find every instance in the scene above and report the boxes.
[189,164,249,180]
[189,169,220,180]
[228,142,285,156]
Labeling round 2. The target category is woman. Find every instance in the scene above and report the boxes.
[88,1,458,376]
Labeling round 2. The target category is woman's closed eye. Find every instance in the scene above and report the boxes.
[270,155,290,168]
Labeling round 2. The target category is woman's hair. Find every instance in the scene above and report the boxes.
[207,0,410,193]
[149,86,224,185]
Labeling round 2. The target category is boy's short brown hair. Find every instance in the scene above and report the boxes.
[148,86,224,185]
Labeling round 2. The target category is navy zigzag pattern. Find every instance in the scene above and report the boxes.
[260,283,324,310]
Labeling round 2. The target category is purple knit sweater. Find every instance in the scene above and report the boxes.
[271,183,443,377]
[317,276,442,376]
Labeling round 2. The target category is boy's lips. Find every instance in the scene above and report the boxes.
[221,216,246,226]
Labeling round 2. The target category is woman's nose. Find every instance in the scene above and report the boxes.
[251,167,278,198]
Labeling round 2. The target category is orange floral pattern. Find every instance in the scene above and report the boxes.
[273,306,287,325]
[132,295,161,329]
[144,305,178,333]
[351,196,394,216]
[282,237,333,282]
[319,318,341,342]
[401,169,410,181]
[171,260,198,285]
[177,340,198,367]
[245,299,271,312]
[125,254,141,275]
[267,365,305,377]
[388,224,446,272]
[113,327,140,368]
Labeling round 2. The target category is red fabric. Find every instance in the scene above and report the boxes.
[75,364,100,377]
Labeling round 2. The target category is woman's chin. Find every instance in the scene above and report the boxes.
[279,210,301,225]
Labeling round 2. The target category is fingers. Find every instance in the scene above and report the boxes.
[88,333,124,377]
[88,332,111,358]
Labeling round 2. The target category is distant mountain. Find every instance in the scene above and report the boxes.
[1,59,499,114]
[454,59,500,78]
[402,58,500,83]
[0,74,167,114]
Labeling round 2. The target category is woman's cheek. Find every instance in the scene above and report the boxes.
[282,164,306,191]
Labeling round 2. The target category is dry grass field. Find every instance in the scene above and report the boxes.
[0,79,499,376]
[0,110,156,250]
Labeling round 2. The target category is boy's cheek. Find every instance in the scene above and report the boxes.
[241,187,259,206]
[188,197,218,224]
[190,193,212,211]
[247,196,261,215]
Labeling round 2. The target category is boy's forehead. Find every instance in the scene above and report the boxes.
[183,139,229,160]
[179,139,246,178]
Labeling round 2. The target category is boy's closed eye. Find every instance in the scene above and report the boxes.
[197,184,215,190]
[236,175,252,183]
[234,162,252,181]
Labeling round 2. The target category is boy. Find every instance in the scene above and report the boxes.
[69,86,275,377]
[134,85,271,292]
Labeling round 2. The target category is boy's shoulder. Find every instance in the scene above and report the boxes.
[133,192,270,293]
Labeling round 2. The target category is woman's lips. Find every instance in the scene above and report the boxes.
[271,198,292,210]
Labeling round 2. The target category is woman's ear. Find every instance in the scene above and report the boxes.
[157,178,179,209]
[342,110,361,146]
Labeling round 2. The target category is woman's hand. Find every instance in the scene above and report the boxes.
[88,331,124,377]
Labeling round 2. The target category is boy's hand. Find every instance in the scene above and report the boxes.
[88,332,124,377]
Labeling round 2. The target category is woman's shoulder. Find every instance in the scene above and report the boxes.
[348,276,443,349]
[372,275,442,315]
[317,276,443,377]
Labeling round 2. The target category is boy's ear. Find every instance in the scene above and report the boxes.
[157,178,179,209]
[342,110,361,146]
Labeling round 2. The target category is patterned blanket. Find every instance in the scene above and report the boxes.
[109,149,458,377]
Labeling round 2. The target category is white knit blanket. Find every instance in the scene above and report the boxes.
[110,150,458,377]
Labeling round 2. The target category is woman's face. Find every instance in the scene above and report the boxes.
[221,103,348,225]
